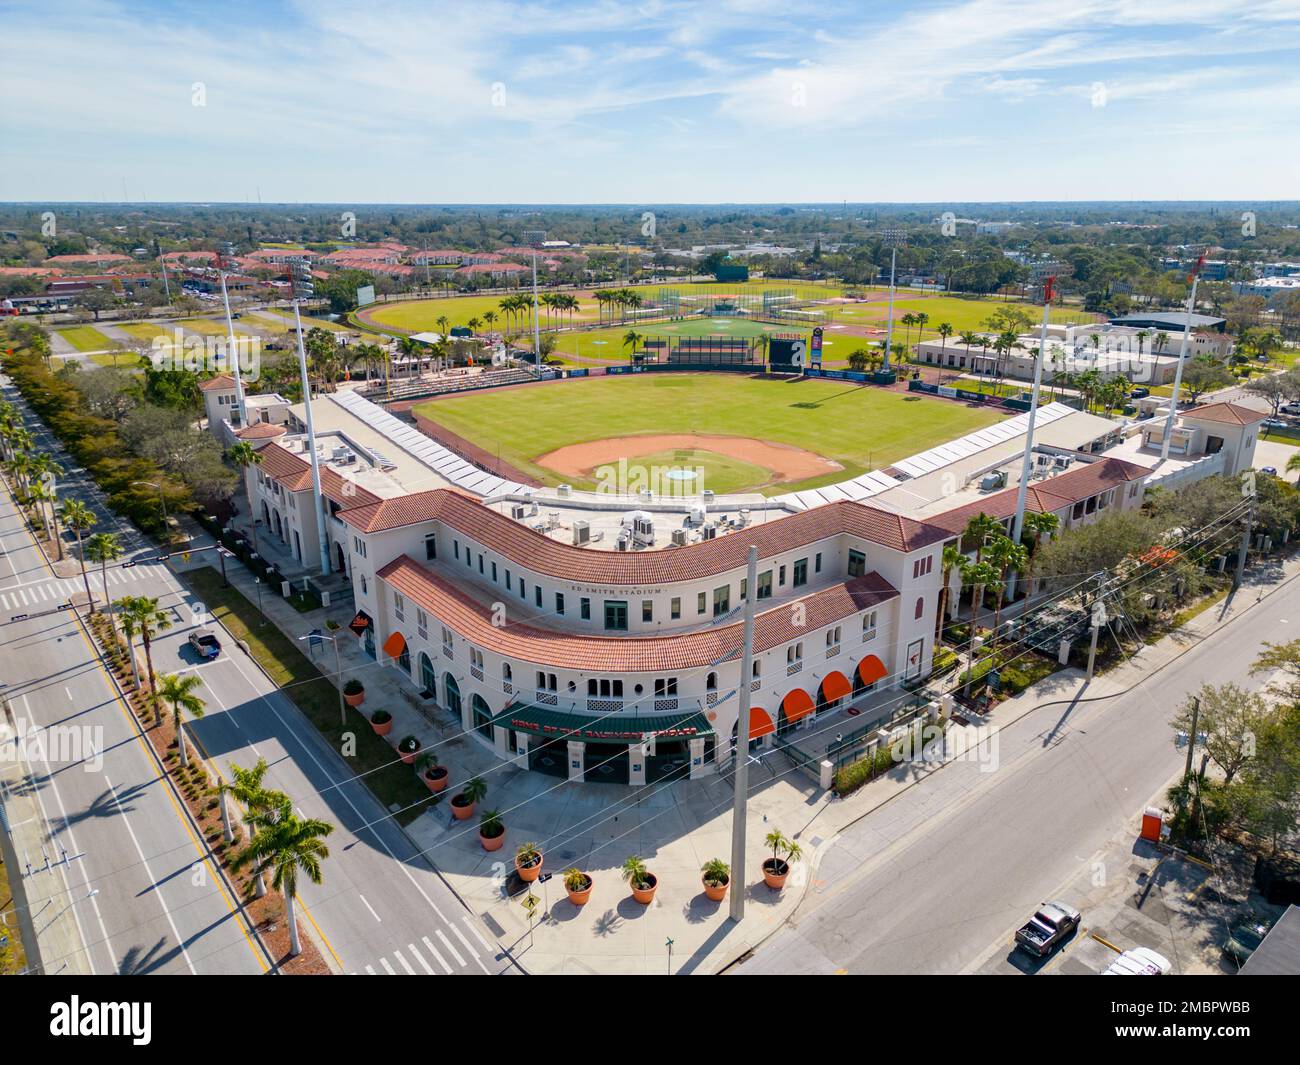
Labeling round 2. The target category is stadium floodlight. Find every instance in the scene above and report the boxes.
[521,230,546,363]
[1160,247,1210,462]
[878,228,907,370]
[1010,262,1074,556]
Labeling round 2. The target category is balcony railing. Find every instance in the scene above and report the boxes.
[442,644,453,660]
[786,659,803,676]
[586,698,623,714]
[862,628,877,643]
[825,643,840,658]
[470,665,483,681]
[750,679,761,693]
[535,690,557,706]
[654,697,679,712]
[502,681,513,696]
[706,691,718,706]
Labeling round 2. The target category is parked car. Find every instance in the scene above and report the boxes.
[1280,403,1300,415]
[187,629,222,660]
[1263,419,1289,431]
[1015,901,1081,957]
[1103,947,1172,975]
[1262,466,1278,476]
[1222,913,1274,965]
[1129,387,1150,399]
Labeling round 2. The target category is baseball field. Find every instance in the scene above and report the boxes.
[412,373,1005,496]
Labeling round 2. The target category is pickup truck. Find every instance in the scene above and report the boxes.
[1015,901,1081,957]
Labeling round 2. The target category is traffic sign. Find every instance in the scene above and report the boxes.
[521,893,539,917]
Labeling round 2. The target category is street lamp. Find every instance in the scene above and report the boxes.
[523,230,546,366]
[299,627,348,726]
[132,480,168,543]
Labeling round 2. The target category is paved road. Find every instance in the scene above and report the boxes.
[1,377,510,976]
[737,576,1297,975]
[0,474,267,974]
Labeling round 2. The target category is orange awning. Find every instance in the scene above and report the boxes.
[857,654,887,686]
[820,670,852,702]
[382,631,407,658]
[748,707,775,739]
[780,689,815,724]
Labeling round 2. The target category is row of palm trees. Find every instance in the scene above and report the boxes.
[592,288,646,325]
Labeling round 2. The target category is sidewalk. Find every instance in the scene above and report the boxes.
[169,508,1300,975]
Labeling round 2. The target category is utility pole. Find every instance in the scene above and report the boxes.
[1086,574,1107,681]
[1160,254,1206,462]
[879,229,904,371]
[1233,506,1254,593]
[1183,696,1200,783]
[728,545,759,924]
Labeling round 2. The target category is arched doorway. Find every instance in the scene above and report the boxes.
[817,671,853,714]
[335,541,346,575]
[272,509,283,539]
[260,500,271,529]
[777,689,814,734]
[471,694,493,741]
[731,706,774,754]
[363,625,375,659]
[855,654,888,695]
[419,652,436,697]
[292,530,302,561]
[444,674,462,720]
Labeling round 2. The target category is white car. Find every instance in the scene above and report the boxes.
[1102,947,1172,975]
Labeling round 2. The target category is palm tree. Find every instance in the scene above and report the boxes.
[157,672,206,768]
[936,322,954,362]
[117,595,171,716]
[985,535,1028,641]
[29,452,64,556]
[435,314,451,340]
[1288,451,1300,486]
[1021,510,1059,598]
[623,329,642,365]
[227,441,263,554]
[27,477,55,545]
[227,758,281,894]
[960,559,999,696]
[232,810,333,957]
[84,532,121,622]
[935,543,965,643]
[900,312,917,349]
[483,310,497,332]
[914,311,930,350]
[963,512,1001,609]
[61,498,97,614]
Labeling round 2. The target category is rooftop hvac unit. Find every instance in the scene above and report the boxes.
[1035,453,1053,466]
[573,520,590,546]
[615,533,630,551]
[701,523,717,540]
[557,484,572,498]
[701,489,715,502]
[632,515,654,545]
[671,529,688,547]
[737,508,751,526]
[510,504,527,520]
[1054,456,1073,469]
[979,471,1008,491]
[638,487,653,502]
[688,505,706,526]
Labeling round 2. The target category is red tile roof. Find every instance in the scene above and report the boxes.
[43,253,132,265]
[236,422,287,439]
[256,442,383,508]
[341,490,947,584]
[378,556,897,672]
[1182,402,1268,426]
[925,456,1152,536]
[199,374,236,392]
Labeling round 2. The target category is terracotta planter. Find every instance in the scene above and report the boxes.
[480,827,506,852]
[762,858,790,891]
[451,796,475,820]
[630,873,658,905]
[515,852,543,882]
[344,689,365,708]
[422,767,449,793]
[398,743,420,766]
[371,716,392,736]
[565,876,593,906]
[702,876,729,902]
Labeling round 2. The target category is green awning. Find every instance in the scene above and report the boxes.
[489,702,713,743]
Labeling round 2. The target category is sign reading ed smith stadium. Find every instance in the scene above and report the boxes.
[508,716,706,741]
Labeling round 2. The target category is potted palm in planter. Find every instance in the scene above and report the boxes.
[621,855,657,905]
[370,708,392,736]
[515,841,543,882]
[563,867,593,906]
[451,775,486,820]
[416,751,448,793]
[762,829,802,891]
[478,809,505,852]
[701,858,730,902]
[343,678,365,708]
[397,734,421,765]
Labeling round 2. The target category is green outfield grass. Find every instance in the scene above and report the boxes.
[413,373,1005,496]
[55,324,115,352]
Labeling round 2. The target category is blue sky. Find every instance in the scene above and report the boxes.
[3,0,1299,203]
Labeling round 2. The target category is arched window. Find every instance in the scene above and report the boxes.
[706,672,717,691]
[914,596,925,620]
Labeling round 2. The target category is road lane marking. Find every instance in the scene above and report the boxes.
[462,914,494,953]
[359,893,382,922]
[422,935,452,974]
[408,943,435,974]
[104,772,198,975]
[450,922,489,973]
[379,957,396,975]
[435,928,464,967]
[364,964,376,975]
[394,949,415,975]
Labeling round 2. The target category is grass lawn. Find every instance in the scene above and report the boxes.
[182,568,434,826]
[414,373,1005,495]
[0,842,29,974]
[55,324,115,352]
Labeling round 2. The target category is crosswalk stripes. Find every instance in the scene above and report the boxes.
[350,925,486,974]
[1,561,163,613]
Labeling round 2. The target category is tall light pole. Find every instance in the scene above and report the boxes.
[1010,263,1070,547]
[879,228,905,371]
[1160,253,1207,463]
[299,630,347,725]
[219,267,247,428]
[292,279,330,579]
[524,230,546,366]
[729,545,759,923]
